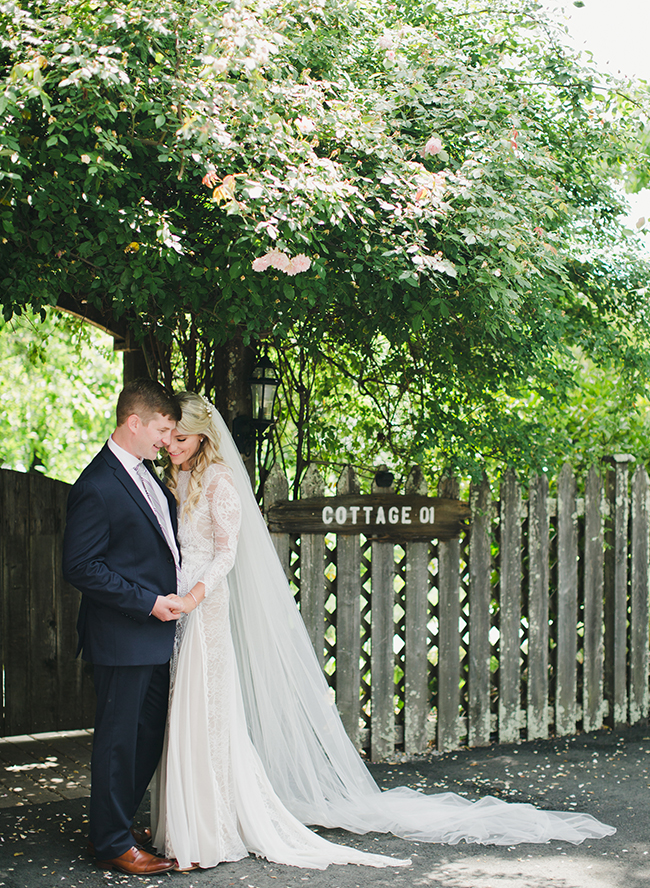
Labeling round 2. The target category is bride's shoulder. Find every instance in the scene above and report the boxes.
[204,460,235,484]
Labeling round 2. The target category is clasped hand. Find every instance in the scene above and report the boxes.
[152,587,203,621]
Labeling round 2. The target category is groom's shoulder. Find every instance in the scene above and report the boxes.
[73,444,116,487]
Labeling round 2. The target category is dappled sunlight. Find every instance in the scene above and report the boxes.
[5,757,58,771]
[412,849,650,888]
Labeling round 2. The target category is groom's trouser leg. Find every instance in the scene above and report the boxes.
[90,663,170,860]
[133,662,170,811]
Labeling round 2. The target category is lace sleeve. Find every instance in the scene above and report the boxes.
[200,462,242,597]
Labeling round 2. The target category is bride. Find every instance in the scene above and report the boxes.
[151,391,615,872]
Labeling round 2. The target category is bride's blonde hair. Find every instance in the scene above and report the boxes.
[165,391,223,518]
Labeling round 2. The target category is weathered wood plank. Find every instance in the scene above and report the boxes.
[299,466,326,667]
[29,472,59,733]
[370,472,396,762]
[629,466,649,725]
[334,466,361,748]
[583,466,604,732]
[498,469,522,744]
[264,463,291,579]
[468,475,491,748]
[556,463,578,736]
[370,539,395,761]
[604,456,633,726]
[404,466,430,755]
[53,478,91,730]
[527,473,549,740]
[437,475,461,752]
[2,470,32,735]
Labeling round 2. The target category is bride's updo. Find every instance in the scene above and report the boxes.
[166,391,223,518]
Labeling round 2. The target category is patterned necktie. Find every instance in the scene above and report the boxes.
[135,461,179,567]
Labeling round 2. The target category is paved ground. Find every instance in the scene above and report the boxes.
[1,724,649,888]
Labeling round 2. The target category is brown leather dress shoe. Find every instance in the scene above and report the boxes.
[98,846,176,875]
[130,826,152,846]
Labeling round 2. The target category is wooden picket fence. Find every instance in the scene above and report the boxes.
[264,456,650,761]
[2,456,649,758]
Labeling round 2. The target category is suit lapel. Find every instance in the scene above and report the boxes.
[100,445,168,540]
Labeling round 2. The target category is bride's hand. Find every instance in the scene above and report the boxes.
[182,582,206,613]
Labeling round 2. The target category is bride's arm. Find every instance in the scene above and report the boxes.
[179,462,241,613]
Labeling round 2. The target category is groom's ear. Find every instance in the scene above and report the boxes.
[126,413,141,434]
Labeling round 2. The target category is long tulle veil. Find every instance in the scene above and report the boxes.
[212,405,615,846]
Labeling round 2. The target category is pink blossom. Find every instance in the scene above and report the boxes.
[423,136,443,157]
[378,35,394,50]
[252,255,272,271]
[267,249,290,271]
[252,250,311,275]
[252,250,288,272]
[386,50,396,61]
[285,254,311,275]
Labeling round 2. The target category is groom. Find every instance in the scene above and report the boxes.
[63,378,183,875]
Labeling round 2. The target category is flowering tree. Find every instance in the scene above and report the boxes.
[1,0,650,482]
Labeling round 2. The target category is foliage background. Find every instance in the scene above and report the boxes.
[2,0,650,492]
[0,307,121,483]
[4,307,650,496]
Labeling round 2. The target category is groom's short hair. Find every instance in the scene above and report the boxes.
[116,378,181,427]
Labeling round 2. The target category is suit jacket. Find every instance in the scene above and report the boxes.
[62,444,178,666]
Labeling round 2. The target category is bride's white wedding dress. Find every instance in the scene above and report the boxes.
[151,409,615,872]
[151,462,407,870]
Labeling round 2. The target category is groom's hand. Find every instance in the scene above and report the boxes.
[152,594,182,622]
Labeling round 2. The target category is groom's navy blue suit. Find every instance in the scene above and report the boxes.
[63,444,178,860]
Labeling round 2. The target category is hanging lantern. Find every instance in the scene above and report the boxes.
[249,354,280,429]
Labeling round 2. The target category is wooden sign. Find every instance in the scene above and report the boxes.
[267,493,470,542]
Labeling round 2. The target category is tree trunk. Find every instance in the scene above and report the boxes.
[208,334,256,482]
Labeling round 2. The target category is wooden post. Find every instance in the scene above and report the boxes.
[629,466,649,725]
[335,466,362,748]
[1,470,32,735]
[53,477,93,730]
[404,466,430,755]
[437,474,461,752]
[264,463,291,579]
[468,475,492,747]
[28,472,59,732]
[555,463,578,736]
[498,469,522,744]
[527,473,549,740]
[299,465,326,668]
[583,466,604,732]
[370,473,396,761]
[604,456,633,726]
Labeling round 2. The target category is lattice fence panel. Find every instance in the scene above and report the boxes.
[324,533,337,689]
[359,536,372,737]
